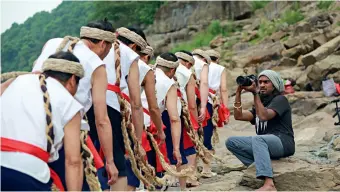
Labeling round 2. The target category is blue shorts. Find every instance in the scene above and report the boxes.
[87,105,127,177]
[1,166,53,191]
[184,146,196,156]
[203,103,214,150]
[126,159,140,188]
[49,146,110,191]
[162,110,188,165]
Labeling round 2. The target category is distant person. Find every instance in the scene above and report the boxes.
[226,70,295,191]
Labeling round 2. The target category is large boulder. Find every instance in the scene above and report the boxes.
[240,158,340,191]
[231,41,283,68]
[293,112,337,147]
[278,67,304,81]
[307,55,340,91]
[285,91,339,115]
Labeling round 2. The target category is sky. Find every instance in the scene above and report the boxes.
[1,0,62,33]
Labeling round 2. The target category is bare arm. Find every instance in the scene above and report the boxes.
[199,65,209,109]
[242,81,277,121]
[64,112,83,191]
[128,60,143,141]
[186,75,198,120]
[1,78,15,96]
[166,86,181,151]
[234,87,254,121]
[143,71,163,133]
[91,65,114,163]
[220,69,229,106]
[254,94,277,121]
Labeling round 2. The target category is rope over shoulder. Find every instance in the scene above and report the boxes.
[175,52,194,65]
[42,58,84,78]
[192,49,211,64]
[155,56,179,69]
[141,46,154,57]
[80,26,116,43]
[1,71,30,82]
[116,27,147,50]
[205,49,221,60]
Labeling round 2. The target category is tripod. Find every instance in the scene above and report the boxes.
[331,98,340,126]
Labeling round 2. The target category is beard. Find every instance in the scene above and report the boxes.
[259,89,281,106]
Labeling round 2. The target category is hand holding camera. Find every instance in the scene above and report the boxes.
[236,75,258,94]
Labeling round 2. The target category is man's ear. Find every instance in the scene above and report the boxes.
[100,40,106,49]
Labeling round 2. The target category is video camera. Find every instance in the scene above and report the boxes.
[236,74,257,87]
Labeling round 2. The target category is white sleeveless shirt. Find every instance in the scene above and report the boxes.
[141,68,174,127]
[121,59,151,96]
[175,64,192,103]
[33,38,104,115]
[104,42,139,112]
[193,55,208,80]
[208,62,225,104]
[32,38,104,130]
[1,74,83,183]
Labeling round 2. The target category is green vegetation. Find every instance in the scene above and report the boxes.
[281,9,304,25]
[251,1,271,11]
[252,7,304,43]
[1,1,164,73]
[317,0,334,10]
[171,20,240,52]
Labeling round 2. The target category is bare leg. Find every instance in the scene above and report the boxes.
[201,150,216,177]
[186,154,199,186]
[256,177,276,192]
[127,185,136,191]
[110,176,127,191]
[177,165,187,191]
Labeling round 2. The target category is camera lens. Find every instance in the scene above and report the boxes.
[236,76,246,86]
[236,76,252,86]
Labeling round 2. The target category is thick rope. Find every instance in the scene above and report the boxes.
[80,130,101,191]
[147,132,193,178]
[1,71,30,82]
[127,125,157,189]
[173,78,210,165]
[190,68,225,164]
[56,36,80,53]
[113,42,154,190]
[210,92,220,146]
[39,74,58,191]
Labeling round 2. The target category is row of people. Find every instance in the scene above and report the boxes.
[1,18,229,191]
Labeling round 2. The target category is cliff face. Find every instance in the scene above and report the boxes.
[151,1,251,34]
[146,1,252,55]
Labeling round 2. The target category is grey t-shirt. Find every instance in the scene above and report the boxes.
[250,95,295,157]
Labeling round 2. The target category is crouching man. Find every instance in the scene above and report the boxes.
[226,70,295,191]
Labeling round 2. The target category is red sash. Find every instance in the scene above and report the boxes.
[1,137,65,191]
[209,88,216,94]
[217,104,230,127]
[85,137,104,169]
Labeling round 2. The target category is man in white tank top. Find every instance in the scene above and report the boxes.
[108,28,164,191]
[31,19,118,187]
[151,53,189,191]
[174,50,201,187]
[87,27,147,191]
[206,49,229,125]
[1,52,84,191]
[192,49,210,124]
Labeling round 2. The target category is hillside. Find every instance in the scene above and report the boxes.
[1,1,163,73]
